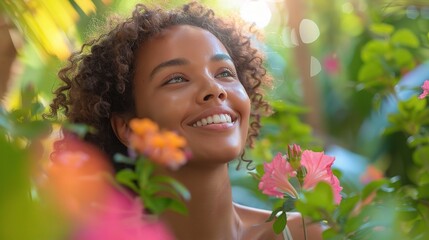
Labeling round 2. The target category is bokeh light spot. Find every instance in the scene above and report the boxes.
[310,56,321,77]
[299,19,320,44]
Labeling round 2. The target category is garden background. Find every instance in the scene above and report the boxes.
[1,0,428,239]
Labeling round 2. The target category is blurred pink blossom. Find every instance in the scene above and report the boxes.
[418,80,429,99]
[258,153,298,198]
[45,137,112,221]
[46,137,173,240]
[301,150,343,204]
[323,54,340,75]
[74,188,173,240]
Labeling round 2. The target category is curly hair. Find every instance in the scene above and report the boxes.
[47,2,271,170]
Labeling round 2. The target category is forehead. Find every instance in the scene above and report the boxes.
[135,25,229,67]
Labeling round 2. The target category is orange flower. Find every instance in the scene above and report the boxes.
[161,131,186,148]
[360,165,383,185]
[129,118,159,136]
[128,118,188,170]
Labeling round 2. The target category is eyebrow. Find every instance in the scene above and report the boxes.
[149,53,233,79]
[211,53,233,62]
[150,58,190,79]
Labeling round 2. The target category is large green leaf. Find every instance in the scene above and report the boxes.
[391,29,420,48]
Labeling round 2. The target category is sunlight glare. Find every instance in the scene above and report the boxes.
[239,0,272,28]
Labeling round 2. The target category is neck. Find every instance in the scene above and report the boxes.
[159,163,242,240]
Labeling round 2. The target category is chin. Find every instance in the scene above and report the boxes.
[188,146,243,164]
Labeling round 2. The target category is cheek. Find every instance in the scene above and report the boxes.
[134,91,189,130]
[229,85,252,140]
[231,86,251,119]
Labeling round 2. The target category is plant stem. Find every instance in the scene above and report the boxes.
[301,214,308,240]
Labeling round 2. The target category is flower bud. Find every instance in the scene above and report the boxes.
[296,165,307,186]
[287,144,302,170]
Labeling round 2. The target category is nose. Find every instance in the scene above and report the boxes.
[197,78,227,104]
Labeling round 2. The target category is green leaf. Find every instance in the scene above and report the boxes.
[30,101,45,116]
[143,196,188,215]
[304,182,335,207]
[358,62,384,83]
[282,197,297,212]
[322,228,344,240]
[256,164,265,176]
[392,48,414,68]
[412,145,429,167]
[397,206,419,221]
[266,206,283,222]
[343,213,367,234]
[143,196,170,215]
[295,182,336,220]
[115,169,138,193]
[151,175,191,200]
[338,194,360,219]
[361,178,389,200]
[361,40,390,62]
[273,211,287,234]
[13,120,51,139]
[370,23,394,36]
[391,29,419,48]
[418,173,429,185]
[137,157,154,188]
[417,183,429,199]
[167,198,188,215]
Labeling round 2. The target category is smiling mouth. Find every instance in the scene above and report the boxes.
[192,113,234,127]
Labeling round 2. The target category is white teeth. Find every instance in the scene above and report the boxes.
[207,116,213,124]
[213,114,221,123]
[220,114,226,122]
[226,114,231,123]
[192,113,233,127]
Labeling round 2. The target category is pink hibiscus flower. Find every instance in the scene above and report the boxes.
[259,153,298,198]
[419,80,429,99]
[301,150,343,204]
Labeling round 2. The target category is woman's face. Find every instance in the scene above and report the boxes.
[132,25,251,165]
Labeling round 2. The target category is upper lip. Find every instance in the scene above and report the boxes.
[187,106,238,126]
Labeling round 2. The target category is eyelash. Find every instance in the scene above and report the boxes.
[164,74,187,85]
[163,68,236,85]
[216,68,236,78]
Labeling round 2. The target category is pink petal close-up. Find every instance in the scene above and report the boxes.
[418,80,429,99]
[300,150,343,204]
[258,153,298,198]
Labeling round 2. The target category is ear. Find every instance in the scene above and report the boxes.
[110,113,131,147]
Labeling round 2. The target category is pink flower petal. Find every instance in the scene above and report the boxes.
[301,150,342,204]
[259,153,298,198]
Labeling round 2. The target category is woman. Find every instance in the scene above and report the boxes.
[48,2,322,240]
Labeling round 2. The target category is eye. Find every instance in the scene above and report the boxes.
[164,74,187,85]
[216,68,236,78]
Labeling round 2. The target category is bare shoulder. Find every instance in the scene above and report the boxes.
[233,203,324,240]
[233,203,284,240]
